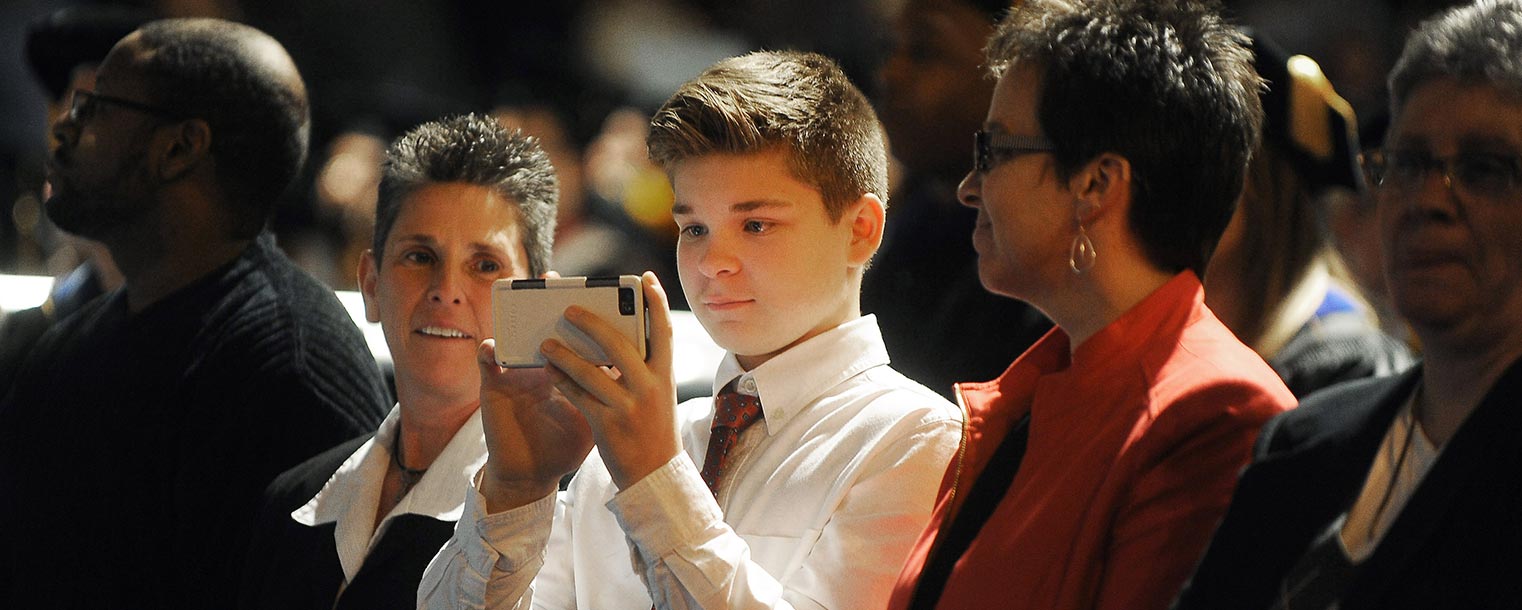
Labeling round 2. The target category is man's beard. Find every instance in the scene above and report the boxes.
[45,172,149,241]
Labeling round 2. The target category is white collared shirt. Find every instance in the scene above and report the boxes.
[294,404,487,582]
[418,315,962,609]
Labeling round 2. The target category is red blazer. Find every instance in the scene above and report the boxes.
[887,272,1295,610]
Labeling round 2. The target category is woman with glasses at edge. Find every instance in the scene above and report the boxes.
[1175,1,1522,608]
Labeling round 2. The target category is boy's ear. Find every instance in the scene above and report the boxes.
[1069,152,1133,224]
[357,249,381,323]
[846,192,886,267]
[154,118,213,182]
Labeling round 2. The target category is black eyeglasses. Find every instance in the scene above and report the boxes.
[974,130,1054,173]
[69,89,186,122]
[1360,148,1522,201]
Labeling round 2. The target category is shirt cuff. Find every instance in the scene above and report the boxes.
[605,452,725,560]
[466,472,558,574]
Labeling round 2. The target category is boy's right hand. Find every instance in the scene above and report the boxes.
[475,339,595,513]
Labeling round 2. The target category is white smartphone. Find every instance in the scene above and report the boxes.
[492,275,648,368]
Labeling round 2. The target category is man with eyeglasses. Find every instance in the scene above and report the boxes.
[0,18,389,607]
[0,7,144,399]
[1174,1,1522,608]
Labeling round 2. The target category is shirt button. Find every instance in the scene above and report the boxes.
[741,378,757,393]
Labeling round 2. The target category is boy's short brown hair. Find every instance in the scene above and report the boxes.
[646,50,888,221]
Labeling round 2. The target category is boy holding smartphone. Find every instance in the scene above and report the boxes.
[420,51,962,609]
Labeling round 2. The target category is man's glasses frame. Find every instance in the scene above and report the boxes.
[69,89,187,122]
[1360,148,1522,201]
[974,130,1055,173]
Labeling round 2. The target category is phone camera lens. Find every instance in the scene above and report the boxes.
[619,287,635,315]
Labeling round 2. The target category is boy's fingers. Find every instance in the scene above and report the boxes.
[542,339,624,408]
[642,272,674,378]
[544,362,596,410]
[562,304,647,377]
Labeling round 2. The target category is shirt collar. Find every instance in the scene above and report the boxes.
[711,314,890,435]
[289,404,487,580]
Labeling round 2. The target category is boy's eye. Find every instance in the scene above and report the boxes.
[744,220,772,234]
[680,224,708,238]
[402,250,435,265]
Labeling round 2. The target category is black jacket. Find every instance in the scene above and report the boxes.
[1174,358,1522,609]
[239,435,457,610]
[0,234,390,608]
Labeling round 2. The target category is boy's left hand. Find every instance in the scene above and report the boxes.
[542,271,681,489]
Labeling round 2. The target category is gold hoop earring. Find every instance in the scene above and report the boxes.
[1069,201,1098,274]
[1069,227,1096,274]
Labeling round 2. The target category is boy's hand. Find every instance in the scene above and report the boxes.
[542,272,681,489]
[475,340,595,513]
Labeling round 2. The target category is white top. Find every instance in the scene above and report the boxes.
[293,404,488,582]
[417,315,963,609]
[1338,391,1441,562]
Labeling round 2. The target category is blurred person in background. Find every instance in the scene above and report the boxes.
[1327,112,1414,343]
[868,0,1052,399]
[240,114,556,610]
[1175,1,1522,607]
[0,19,389,606]
[0,6,145,398]
[236,1,590,287]
[1204,34,1414,397]
[494,103,679,303]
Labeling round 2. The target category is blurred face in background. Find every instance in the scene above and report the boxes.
[877,0,995,179]
[494,107,586,224]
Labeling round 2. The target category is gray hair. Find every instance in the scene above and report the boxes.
[375,113,559,276]
[1389,0,1522,118]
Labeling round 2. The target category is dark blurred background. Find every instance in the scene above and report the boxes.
[0,0,1472,295]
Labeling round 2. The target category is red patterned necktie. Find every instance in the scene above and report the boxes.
[700,378,765,497]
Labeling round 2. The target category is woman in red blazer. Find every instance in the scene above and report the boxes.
[886,2,1295,609]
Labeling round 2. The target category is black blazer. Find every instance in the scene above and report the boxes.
[1173,358,1522,610]
[238,435,457,610]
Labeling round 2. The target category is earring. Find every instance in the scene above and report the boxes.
[1069,200,1098,274]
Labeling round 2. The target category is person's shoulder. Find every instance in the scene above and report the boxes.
[197,239,385,394]
[1157,314,1298,413]
[242,237,361,334]
[198,241,349,346]
[262,434,372,507]
[844,364,963,426]
[1139,328,1298,444]
[1272,312,1416,397]
[1258,372,1413,455]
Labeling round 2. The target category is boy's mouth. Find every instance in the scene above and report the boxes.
[704,298,754,311]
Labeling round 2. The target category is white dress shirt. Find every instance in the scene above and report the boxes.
[294,404,488,582]
[418,315,962,609]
